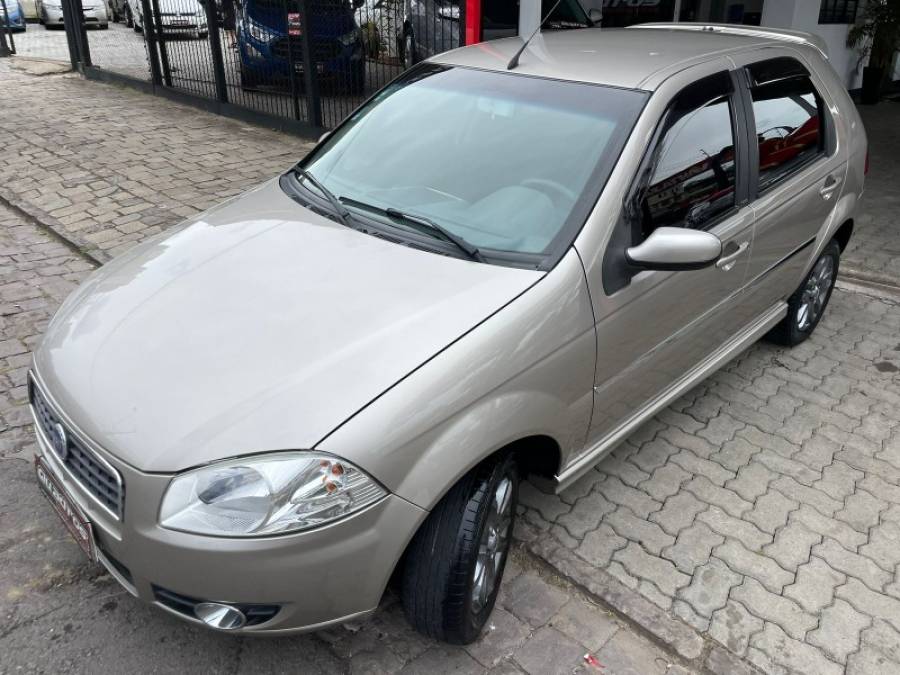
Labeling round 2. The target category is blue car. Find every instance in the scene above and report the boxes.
[0,0,26,32]
[238,0,365,94]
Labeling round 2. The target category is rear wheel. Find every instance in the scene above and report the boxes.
[401,452,518,644]
[766,239,840,346]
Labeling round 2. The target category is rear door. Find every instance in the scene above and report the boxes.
[729,51,848,315]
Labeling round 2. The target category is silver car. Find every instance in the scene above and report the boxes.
[30,23,866,643]
[39,0,108,28]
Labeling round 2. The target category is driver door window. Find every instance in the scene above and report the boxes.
[642,93,737,237]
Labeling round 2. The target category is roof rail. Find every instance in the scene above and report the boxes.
[632,22,829,59]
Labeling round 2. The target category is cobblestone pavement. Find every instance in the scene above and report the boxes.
[0,60,313,263]
[519,283,900,675]
[3,62,900,675]
[842,102,900,286]
[0,202,687,675]
[10,23,151,79]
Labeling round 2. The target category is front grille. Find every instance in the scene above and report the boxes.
[153,586,280,627]
[271,37,341,62]
[29,377,124,519]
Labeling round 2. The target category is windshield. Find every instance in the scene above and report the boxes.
[299,65,647,264]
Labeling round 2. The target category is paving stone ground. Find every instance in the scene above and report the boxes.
[2,60,900,675]
[842,101,900,285]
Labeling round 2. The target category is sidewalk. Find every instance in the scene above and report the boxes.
[3,60,900,675]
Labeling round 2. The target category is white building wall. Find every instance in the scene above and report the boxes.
[761,0,865,89]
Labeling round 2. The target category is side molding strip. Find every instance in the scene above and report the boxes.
[554,301,788,491]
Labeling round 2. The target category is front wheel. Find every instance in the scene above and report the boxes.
[766,239,840,346]
[401,452,518,644]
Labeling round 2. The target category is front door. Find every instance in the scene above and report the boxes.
[580,70,758,455]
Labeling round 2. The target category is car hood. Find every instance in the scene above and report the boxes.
[35,180,541,473]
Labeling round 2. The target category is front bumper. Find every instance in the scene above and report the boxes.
[30,372,426,634]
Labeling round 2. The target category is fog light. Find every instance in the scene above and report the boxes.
[194,602,246,630]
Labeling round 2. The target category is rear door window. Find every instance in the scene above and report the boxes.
[747,58,826,192]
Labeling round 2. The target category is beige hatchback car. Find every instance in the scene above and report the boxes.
[31,23,866,643]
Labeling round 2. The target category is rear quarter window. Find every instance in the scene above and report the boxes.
[747,58,827,192]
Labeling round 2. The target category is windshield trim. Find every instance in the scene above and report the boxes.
[286,63,651,272]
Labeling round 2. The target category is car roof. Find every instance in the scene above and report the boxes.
[432,27,800,91]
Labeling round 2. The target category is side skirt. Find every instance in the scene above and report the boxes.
[553,300,788,492]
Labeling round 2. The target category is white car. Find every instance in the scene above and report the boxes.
[39,0,108,28]
[125,0,207,38]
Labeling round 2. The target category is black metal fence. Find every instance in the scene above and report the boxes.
[17,0,465,134]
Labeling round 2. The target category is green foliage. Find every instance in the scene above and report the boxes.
[847,0,900,70]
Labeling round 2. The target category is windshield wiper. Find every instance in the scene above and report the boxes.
[338,196,484,262]
[385,208,485,263]
[292,165,352,229]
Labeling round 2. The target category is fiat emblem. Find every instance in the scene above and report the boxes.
[52,422,68,460]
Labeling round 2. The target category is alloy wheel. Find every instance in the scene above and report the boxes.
[471,475,513,615]
[796,255,834,331]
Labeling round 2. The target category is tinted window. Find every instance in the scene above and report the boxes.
[748,60,824,191]
[642,87,736,236]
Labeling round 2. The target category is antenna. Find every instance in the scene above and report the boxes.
[507,0,564,70]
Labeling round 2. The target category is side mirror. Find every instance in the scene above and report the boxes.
[625,227,722,271]
[588,8,602,25]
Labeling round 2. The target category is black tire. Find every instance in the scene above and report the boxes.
[401,452,518,644]
[766,239,840,347]
[348,62,365,95]
[239,66,259,90]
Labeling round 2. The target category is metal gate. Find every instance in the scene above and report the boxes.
[27,0,465,133]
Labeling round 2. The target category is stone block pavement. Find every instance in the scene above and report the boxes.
[3,59,900,674]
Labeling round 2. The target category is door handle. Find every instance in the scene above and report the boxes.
[715,241,750,271]
[820,174,843,200]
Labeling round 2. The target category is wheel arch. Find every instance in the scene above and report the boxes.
[833,218,853,252]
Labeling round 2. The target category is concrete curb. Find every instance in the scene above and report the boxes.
[516,521,765,675]
[0,186,106,266]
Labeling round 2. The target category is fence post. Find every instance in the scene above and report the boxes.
[0,0,15,57]
[138,0,163,85]
[297,0,322,128]
[150,0,173,86]
[68,0,92,67]
[203,0,228,102]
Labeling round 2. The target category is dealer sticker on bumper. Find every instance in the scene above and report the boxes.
[35,455,95,560]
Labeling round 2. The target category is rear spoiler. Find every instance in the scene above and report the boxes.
[632,22,829,59]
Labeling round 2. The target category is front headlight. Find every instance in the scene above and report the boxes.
[159,452,387,536]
